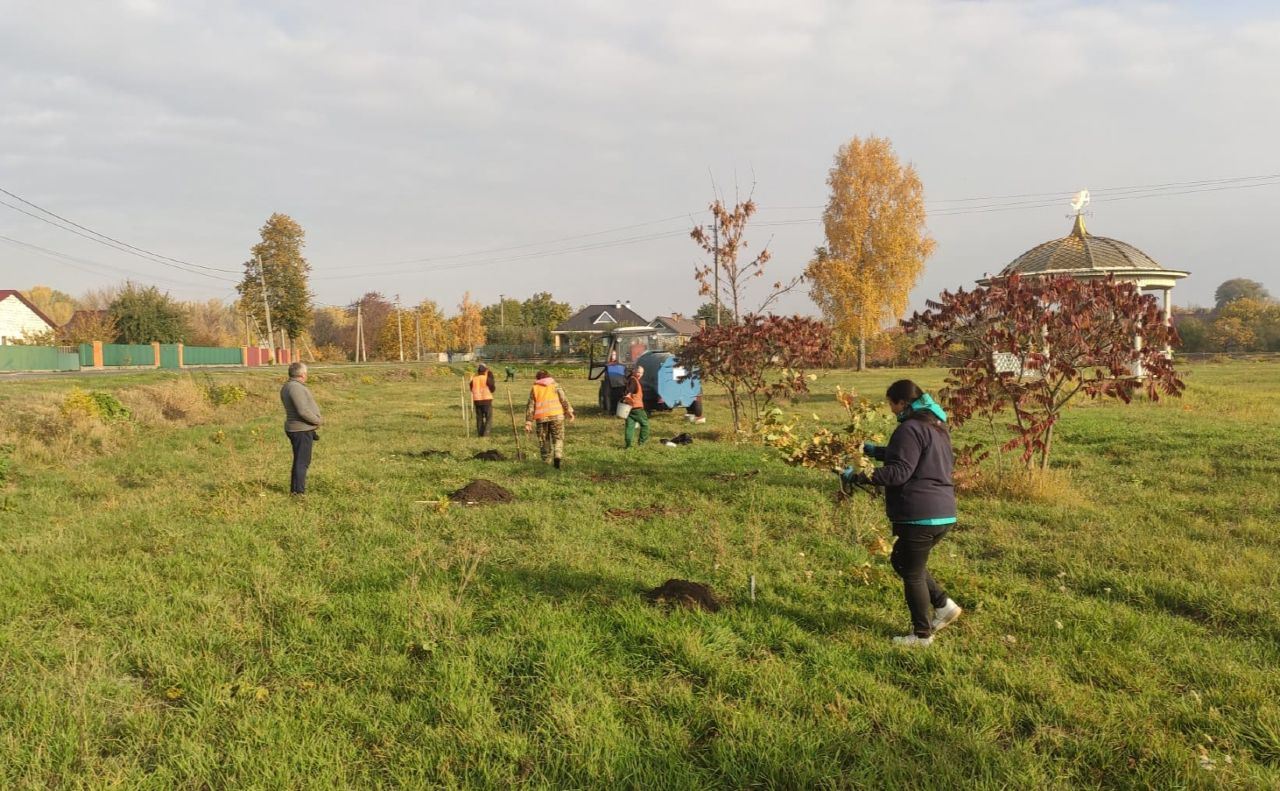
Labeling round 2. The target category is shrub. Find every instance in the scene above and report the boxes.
[61,388,131,422]
[207,383,247,406]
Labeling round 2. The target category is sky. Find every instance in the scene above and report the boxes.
[2,0,1278,321]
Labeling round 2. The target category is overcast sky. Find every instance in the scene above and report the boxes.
[2,0,1277,320]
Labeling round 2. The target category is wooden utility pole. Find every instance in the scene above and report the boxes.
[256,254,275,362]
[356,304,366,362]
[415,312,422,361]
[395,294,405,362]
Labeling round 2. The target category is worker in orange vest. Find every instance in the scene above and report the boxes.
[524,368,575,468]
[622,365,649,448]
[470,363,496,437]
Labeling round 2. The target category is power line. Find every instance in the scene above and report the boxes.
[0,197,238,282]
[0,234,228,293]
[0,185,240,274]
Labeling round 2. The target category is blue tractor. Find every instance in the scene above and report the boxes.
[588,327,703,419]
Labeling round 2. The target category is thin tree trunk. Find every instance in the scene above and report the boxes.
[1039,422,1054,470]
[857,335,866,372]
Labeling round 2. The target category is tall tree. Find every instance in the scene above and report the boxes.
[450,292,486,353]
[806,136,935,370]
[481,297,526,330]
[691,194,800,324]
[348,292,394,359]
[22,286,76,325]
[1214,278,1271,310]
[184,299,241,347]
[108,283,190,343]
[693,301,733,327]
[415,299,453,352]
[237,213,313,343]
[521,292,572,341]
[1209,297,1270,351]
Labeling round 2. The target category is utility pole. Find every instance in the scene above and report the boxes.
[395,293,405,362]
[356,304,365,362]
[415,312,422,361]
[500,294,505,327]
[712,222,720,326]
[256,254,275,363]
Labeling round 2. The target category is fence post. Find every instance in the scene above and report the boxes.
[92,340,104,369]
[241,346,249,366]
[177,343,185,368]
[151,342,161,368]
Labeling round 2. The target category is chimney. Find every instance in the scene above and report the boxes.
[624,301,631,309]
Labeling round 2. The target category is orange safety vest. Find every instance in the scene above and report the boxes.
[623,376,644,408]
[470,374,492,401]
[531,383,564,420]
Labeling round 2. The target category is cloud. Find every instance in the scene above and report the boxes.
[1,0,1277,312]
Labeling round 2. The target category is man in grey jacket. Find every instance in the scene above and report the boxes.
[280,362,322,495]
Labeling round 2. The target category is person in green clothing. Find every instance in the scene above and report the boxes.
[622,365,649,448]
[843,379,961,647]
[504,365,516,382]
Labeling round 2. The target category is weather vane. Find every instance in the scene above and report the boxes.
[1070,189,1090,215]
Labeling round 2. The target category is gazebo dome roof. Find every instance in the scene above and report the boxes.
[995,215,1186,281]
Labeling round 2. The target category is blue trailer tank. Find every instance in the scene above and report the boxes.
[637,351,701,411]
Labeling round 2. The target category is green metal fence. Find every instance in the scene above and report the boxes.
[0,345,81,372]
[79,343,93,367]
[102,344,155,367]
[159,344,181,369]
[183,346,242,366]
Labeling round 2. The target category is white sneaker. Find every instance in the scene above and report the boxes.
[930,599,963,632]
[892,634,934,647]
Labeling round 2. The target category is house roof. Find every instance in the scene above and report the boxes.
[0,290,59,329]
[995,215,1188,280]
[651,315,700,335]
[555,304,649,333]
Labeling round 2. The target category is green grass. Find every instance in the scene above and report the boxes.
[1,361,1279,789]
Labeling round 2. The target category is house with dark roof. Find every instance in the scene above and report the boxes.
[0,290,59,344]
[552,302,649,350]
[649,314,701,341]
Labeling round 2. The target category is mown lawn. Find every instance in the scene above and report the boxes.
[1,361,1278,789]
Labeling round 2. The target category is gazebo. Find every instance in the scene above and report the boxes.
[981,212,1189,325]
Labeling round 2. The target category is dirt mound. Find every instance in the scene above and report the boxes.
[472,450,506,461]
[448,479,514,505]
[645,579,721,613]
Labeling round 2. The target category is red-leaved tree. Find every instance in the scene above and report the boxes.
[681,314,833,432]
[905,274,1184,469]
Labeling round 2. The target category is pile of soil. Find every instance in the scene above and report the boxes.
[448,479,515,505]
[644,579,722,613]
[472,450,506,461]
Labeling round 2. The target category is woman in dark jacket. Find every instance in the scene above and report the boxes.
[844,379,962,647]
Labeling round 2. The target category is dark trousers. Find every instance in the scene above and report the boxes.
[474,401,493,437]
[287,430,315,494]
[890,523,951,637]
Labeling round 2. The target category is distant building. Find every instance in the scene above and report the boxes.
[0,290,58,344]
[552,302,649,351]
[649,314,701,343]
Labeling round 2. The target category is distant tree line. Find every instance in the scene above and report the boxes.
[1174,278,1279,353]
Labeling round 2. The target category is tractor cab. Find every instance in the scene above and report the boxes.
[587,327,702,418]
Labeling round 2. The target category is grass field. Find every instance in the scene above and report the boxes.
[1,361,1279,789]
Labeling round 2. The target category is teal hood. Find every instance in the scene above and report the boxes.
[897,393,947,423]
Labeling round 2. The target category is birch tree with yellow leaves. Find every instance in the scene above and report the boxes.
[806,136,934,370]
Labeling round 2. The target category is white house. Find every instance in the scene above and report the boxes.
[0,290,59,344]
